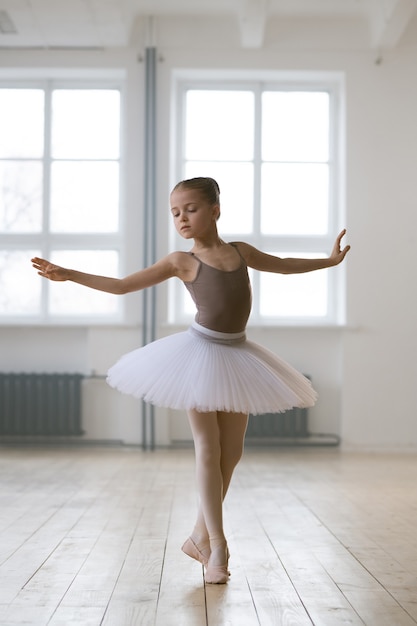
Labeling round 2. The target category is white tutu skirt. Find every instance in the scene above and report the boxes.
[107,321,317,415]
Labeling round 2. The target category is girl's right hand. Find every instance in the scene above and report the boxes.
[31,257,68,281]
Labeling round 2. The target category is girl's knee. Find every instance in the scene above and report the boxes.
[194,439,221,466]
[226,443,245,467]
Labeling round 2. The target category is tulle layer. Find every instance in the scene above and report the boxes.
[106,322,318,415]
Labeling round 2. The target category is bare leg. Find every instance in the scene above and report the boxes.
[218,410,249,496]
[186,409,248,567]
[187,409,224,562]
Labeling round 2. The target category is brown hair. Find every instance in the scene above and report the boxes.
[172,177,220,205]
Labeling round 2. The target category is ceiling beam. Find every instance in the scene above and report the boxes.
[238,0,268,48]
[370,0,417,48]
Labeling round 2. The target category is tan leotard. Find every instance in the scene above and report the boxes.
[183,243,252,333]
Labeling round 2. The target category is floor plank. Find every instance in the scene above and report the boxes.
[0,446,417,625]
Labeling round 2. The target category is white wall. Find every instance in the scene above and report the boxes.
[341,46,417,450]
[1,15,417,449]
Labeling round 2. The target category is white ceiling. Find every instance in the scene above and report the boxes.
[0,0,416,50]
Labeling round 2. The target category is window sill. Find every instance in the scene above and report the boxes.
[163,320,356,331]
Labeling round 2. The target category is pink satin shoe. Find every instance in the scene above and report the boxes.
[204,545,230,584]
[181,537,210,567]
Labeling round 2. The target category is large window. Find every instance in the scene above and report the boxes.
[171,73,345,325]
[0,81,123,323]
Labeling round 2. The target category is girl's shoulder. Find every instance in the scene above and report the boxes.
[168,250,196,266]
[228,241,257,261]
[228,241,251,251]
[228,242,273,270]
[168,250,199,281]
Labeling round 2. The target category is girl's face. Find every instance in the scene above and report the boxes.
[170,187,219,240]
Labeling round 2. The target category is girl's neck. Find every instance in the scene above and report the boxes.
[192,234,225,252]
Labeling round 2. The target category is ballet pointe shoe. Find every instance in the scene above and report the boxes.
[181,537,210,567]
[204,544,230,585]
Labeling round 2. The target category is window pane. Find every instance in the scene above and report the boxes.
[185,91,254,161]
[50,162,119,233]
[261,163,328,235]
[0,162,43,233]
[51,90,120,159]
[185,161,253,235]
[262,91,329,162]
[0,250,41,315]
[0,89,44,158]
[49,250,119,315]
[260,253,328,317]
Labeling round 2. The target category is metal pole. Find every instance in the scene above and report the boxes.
[142,41,157,450]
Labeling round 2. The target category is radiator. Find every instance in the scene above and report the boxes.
[0,373,84,436]
[246,406,309,442]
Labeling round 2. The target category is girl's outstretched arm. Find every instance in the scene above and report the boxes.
[31,254,182,294]
[237,229,350,275]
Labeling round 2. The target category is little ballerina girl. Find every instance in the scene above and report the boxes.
[32,176,350,584]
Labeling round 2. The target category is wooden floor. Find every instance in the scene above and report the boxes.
[0,446,416,626]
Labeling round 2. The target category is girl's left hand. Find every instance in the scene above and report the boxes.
[31,257,69,281]
[330,229,350,265]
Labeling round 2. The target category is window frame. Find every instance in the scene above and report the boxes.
[170,70,346,327]
[0,75,126,326]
